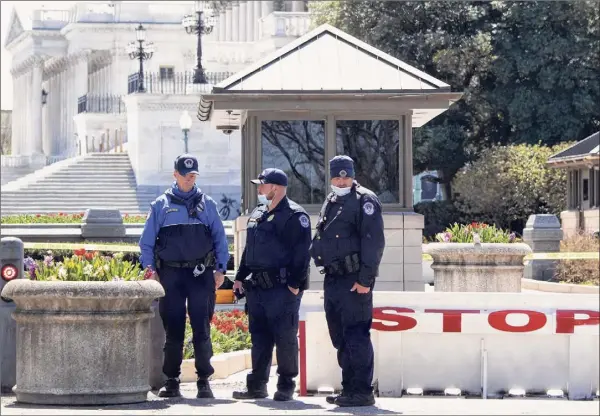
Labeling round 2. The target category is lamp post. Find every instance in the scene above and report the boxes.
[127,24,154,93]
[179,110,192,153]
[182,1,216,84]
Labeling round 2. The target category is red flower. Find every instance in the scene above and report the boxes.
[73,248,86,256]
[36,214,41,217]
[84,252,94,260]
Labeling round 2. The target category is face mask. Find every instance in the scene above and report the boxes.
[257,194,271,206]
[331,185,351,197]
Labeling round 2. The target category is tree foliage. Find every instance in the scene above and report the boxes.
[452,142,571,231]
[309,1,600,189]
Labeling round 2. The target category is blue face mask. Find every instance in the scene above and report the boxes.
[257,194,272,207]
[331,185,351,197]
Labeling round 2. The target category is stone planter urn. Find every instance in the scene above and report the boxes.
[0,280,164,405]
[424,243,532,292]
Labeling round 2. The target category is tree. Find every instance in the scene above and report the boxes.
[451,142,572,232]
[308,1,600,191]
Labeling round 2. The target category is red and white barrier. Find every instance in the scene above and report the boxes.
[298,291,599,400]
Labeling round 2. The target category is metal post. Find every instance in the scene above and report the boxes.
[138,41,145,93]
[194,11,207,84]
[183,129,189,153]
[0,237,25,392]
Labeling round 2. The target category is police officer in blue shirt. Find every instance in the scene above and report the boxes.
[139,154,230,399]
[231,168,311,402]
[309,155,385,407]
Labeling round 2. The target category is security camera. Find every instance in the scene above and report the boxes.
[222,129,233,135]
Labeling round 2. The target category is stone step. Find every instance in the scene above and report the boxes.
[58,166,134,170]
[3,189,156,195]
[1,198,153,204]
[35,179,138,184]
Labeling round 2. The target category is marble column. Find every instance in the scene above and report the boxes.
[239,1,247,42]
[246,0,254,42]
[291,0,304,12]
[225,3,232,41]
[219,10,226,41]
[254,0,262,40]
[10,72,20,155]
[232,2,240,42]
[261,0,273,17]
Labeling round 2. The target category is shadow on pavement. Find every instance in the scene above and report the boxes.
[327,404,402,415]
[252,398,326,411]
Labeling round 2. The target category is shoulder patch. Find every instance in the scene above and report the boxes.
[299,214,310,228]
[363,201,375,216]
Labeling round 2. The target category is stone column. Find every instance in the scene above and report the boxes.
[41,82,50,156]
[246,0,254,42]
[291,0,304,11]
[25,69,33,155]
[239,1,247,42]
[232,1,240,42]
[261,0,273,17]
[10,72,21,155]
[219,10,226,40]
[523,214,563,281]
[254,0,261,40]
[225,3,233,41]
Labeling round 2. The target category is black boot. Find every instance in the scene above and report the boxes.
[273,378,295,401]
[158,378,181,398]
[232,384,269,400]
[334,392,376,407]
[196,379,214,399]
[326,390,347,404]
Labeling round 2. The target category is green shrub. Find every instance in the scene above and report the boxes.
[554,232,600,285]
[452,142,571,233]
[414,200,463,239]
[1,213,147,224]
[435,222,517,243]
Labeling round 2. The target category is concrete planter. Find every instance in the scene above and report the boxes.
[0,279,164,405]
[424,243,532,292]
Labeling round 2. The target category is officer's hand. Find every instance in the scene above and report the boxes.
[350,282,371,294]
[233,280,244,294]
[288,286,300,296]
[214,271,225,290]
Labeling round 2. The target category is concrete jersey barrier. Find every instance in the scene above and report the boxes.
[298,290,599,400]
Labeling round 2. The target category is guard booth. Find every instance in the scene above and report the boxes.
[198,24,462,291]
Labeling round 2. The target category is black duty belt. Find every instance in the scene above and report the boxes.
[156,251,216,270]
[243,268,287,291]
[320,253,360,276]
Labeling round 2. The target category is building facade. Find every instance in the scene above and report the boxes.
[3,0,310,164]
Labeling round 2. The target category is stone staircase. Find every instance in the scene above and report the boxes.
[0,153,157,215]
[1,166,37,186]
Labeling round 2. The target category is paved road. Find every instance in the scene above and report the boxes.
[2,368,599,415]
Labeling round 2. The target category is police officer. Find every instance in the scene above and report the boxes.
[232,168,311,402]
[309,155,385,407]
[139,154,230,399]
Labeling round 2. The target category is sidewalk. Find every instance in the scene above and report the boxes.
[2,367,599,415]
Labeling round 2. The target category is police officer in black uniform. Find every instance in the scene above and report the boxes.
[309,155,385,407]
[139,154,230,399]
[232,168,312,402]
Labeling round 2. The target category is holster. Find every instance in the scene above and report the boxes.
[321,253,360,275]
[245,268,287,290]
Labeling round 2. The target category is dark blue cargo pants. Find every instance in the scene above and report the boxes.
[324,274,374,395]
[246,285,302,392]
[158,266,216,380]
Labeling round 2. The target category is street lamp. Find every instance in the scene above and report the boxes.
[127,23,155,93]
[179,110,192,153]
[182,1,216,84]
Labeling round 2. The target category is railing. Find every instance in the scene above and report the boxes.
[77,94,125,114]
[127,71,233,95]
[259,12,311,39]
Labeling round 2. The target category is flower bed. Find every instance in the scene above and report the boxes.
[434,222,519,243]
[184,310,251,359]
[1,213,147,224]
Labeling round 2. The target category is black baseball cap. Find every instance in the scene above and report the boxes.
[250,168,288,186]
[174,154,200,175]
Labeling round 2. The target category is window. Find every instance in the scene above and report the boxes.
[583,178,589,201]
[336,120,400,203]
[569,169,581,209]
[261,120,326,204]
[159,66,174,80]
